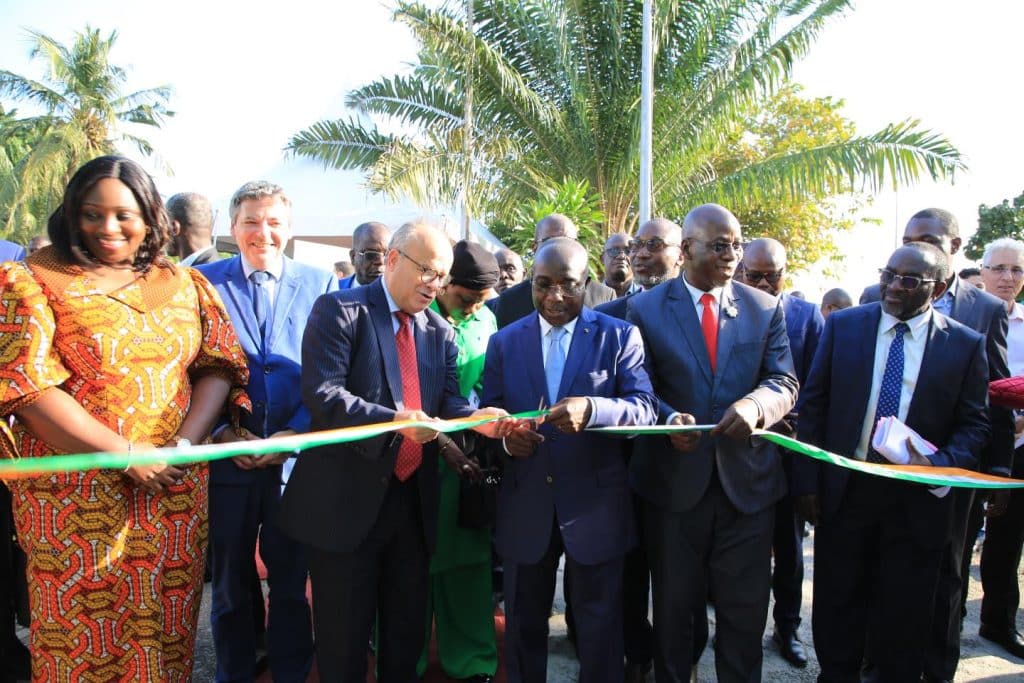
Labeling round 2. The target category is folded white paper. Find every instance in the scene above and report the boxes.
[871,416,950,498]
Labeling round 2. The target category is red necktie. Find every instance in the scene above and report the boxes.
[394,311,422,481]
[700,293,718,373]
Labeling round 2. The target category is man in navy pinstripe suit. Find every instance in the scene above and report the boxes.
[279,221,513,683]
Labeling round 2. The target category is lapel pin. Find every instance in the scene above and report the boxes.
[724,304,738,318]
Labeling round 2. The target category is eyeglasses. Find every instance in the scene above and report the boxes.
[629,238,681,253]
[703,240,744,254]
[984,264,1024,278]
[356,249,385,262]
[603,246,630,257]
[399,249,446,285]
[533,280,585,297]
[743,270,785,284]
[879,269,939,290]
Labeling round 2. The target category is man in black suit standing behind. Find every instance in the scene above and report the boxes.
[861,208,1013,682]
[167,192,221,266]
[490,213,614,328]
[279,221,513,683]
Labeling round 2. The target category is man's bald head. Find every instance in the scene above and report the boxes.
[534,213,579,248]
[534,237,589,280]
[820,288,853,320]
[739,237,787,296]
[681,204,743,291]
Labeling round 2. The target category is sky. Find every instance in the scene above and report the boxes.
[1,0,1022,294]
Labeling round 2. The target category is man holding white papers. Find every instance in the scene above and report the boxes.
[794,242,990,682]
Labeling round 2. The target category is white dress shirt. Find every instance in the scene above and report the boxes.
[681,275,726,324]
[240,255,284,308]
[855,307,933,459]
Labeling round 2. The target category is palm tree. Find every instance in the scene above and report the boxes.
[0,26,173,238]
[288,0,963,235]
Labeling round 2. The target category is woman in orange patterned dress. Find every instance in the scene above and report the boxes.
[0,156,249,681]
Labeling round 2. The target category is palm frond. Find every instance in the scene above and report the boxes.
[286,117,394,170]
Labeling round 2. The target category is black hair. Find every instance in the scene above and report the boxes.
[909,207,959,238]
[959,267,981,279]
[47,155,170,272]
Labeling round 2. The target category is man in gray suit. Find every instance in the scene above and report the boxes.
[627,204,798,683]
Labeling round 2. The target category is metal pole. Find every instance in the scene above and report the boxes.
[462,0,475,241]
[639,0,654,225]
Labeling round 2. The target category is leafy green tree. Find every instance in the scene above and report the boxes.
[964,192,1024,261]
[0,26,173,240]
[288,0,963,238]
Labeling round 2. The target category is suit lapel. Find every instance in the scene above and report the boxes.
[714,283,741,388]
[521,313,549,406]
[368,281,406,409]
[267,258,298,350]
[223,258,261,348]
[846,305,881,438]
[412,311,435,410]
[906,312,945,426]
[668,278,713,385]
[559,308,597,400]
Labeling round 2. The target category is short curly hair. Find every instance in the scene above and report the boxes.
[47,155,171,272]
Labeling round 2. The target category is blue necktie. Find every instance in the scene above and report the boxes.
[869,321,909,461]
[250,270,272,341]
[545,326,567,404]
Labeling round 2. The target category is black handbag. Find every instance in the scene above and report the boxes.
[456,441,501,530]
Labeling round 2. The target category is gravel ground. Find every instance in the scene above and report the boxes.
[17,529,1024,681]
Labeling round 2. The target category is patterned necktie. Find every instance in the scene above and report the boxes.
[250,270,272,341]
[700,293,718,373]
[394,311,423,481]
[545,326,567,404]
[869,321,910,462]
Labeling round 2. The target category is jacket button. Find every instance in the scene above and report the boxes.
[264,366,271,374]
[546,475,553,484]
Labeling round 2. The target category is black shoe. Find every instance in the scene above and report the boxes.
[979,623,1024,659]
[625,660,652,683]
[772,629,808,668]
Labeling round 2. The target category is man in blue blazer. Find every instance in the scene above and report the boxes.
[738,238,824,669]
[278,222,511,683]
[338,221,390,289]
[627,204,798,683]
[795,242,990,682]
[482,238,656,683]
[860,208,1012,681]
[199,181,337,683]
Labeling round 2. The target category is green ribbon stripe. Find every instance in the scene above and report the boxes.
[587,424,1024,489]
[0,411,547,477]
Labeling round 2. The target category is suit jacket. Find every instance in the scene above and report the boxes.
[338,274,356,289]
[490,277,616,329]
[627,277,798,514]
[782,292,825,390]
[481,308,656,565]
[794,304,990,547]
[862,280,1012,472]
[184,245,220,266]
[0,240,25,262]
[279,279,473,554]
[593,291,636,321]
[198,256,338,485]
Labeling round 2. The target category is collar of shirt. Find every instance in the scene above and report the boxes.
[934,276,958,312]
[1009,301,1024,322]
[381,277,424,334]
[240,255,284,282]
[179,244,215,267]
[681,274,726,311]
[538,313,578,367]
[878,306,932,341]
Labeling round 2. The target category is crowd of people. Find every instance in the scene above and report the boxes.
[0,155,1022,683]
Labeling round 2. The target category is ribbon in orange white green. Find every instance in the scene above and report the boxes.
[586,424,1024,490]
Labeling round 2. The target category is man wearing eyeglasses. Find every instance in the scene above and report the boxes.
[596,218,684,683]
[340,221,391,289]
[861,208,1013,681]
[627,204,798,682]
[977,237,1024,661]
[736,238,823,669]
[482,237,656,683]
[794,242,990,682]
[490,214,615,329]
[602,232,640,298]
[280,222,515,682]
